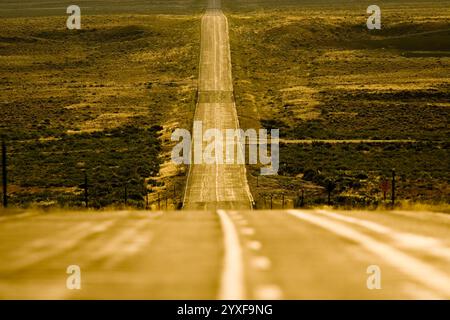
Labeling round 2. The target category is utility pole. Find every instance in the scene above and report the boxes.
[2,137,7,208]
[391,169,396,208]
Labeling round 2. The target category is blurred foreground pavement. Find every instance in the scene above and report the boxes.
[0,208,449,299]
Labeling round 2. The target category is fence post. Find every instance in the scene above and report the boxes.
[391,169,396,208]
[84,172,88,208]
[301,189,305,207]
[282,194,285,209]
[2,137,7,208]
[380,179,389,201]
[158,193,161,210]
[124,183,128,206]
[173,184,176,200]
[143,180,148,210]
[270,195,273,210]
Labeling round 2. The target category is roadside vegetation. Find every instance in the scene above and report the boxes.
[0,13,200,208]
[227,1,450,208]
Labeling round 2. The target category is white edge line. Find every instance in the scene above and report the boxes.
[217,209,245,300]
[316,209,450,261]
[224,13,255,209]
[287,209,450,298]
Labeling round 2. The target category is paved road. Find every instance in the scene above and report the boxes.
[1,0,448,300]
[0,208,449,299]
[182,1,254,211]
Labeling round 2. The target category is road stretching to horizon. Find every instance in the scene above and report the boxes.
[0,0,449,300]
[182,0,254,211]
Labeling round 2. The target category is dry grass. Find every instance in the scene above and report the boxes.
[228,2,450,206]
[0,13,200,208]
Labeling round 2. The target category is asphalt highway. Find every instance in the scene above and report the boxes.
[0,209,449,299]
[182,2,254,210]
[0,0,448,300]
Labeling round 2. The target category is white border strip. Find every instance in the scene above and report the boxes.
[217,210,245,300]
[288,210,450,298]
[316,209,450,262]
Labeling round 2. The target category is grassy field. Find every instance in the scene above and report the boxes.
[227,1,450,207]
[0,0,205,17]
[1,0,449,209]
[0,9,200,208]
